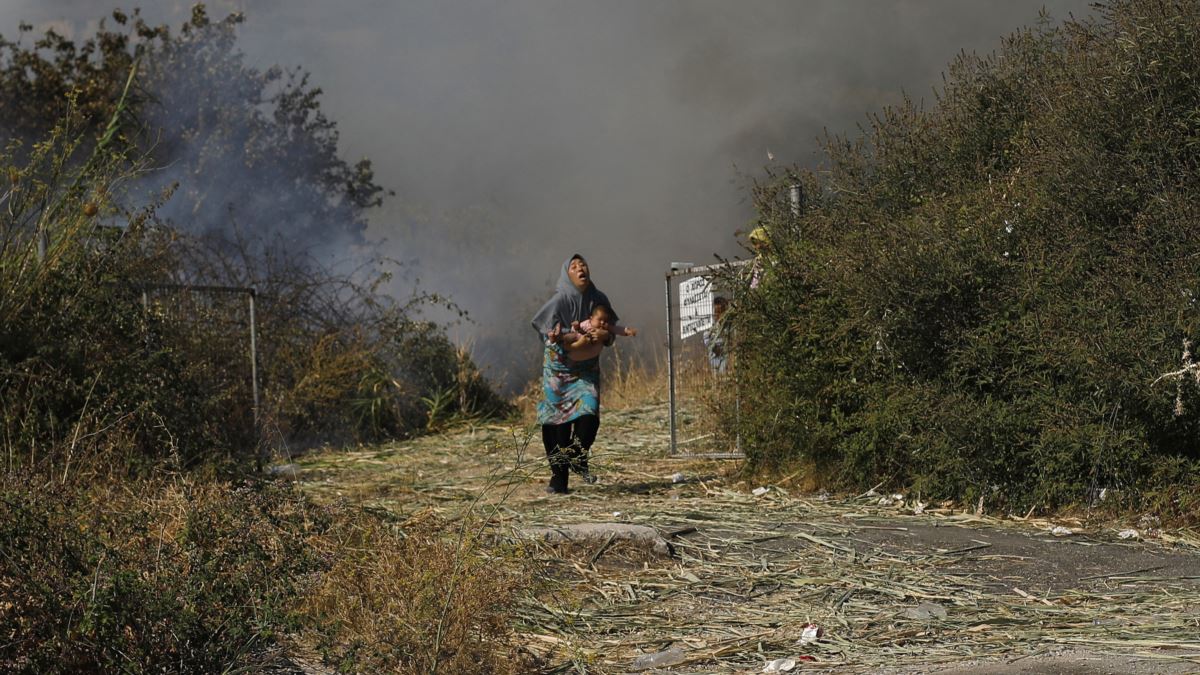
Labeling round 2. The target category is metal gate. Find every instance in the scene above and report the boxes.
[664,260,748,458]
[136,282,263,464]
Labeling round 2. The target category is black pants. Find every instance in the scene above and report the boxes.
[542,414,599,493]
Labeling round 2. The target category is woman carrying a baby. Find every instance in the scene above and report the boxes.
[531,254,636,494]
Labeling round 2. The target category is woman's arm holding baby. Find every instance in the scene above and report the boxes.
[585,325,612,346]
[558,321,590,349]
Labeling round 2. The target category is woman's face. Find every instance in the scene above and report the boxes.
[568,257,591,290]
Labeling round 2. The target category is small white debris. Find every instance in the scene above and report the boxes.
[630,647,686,671]
[877,496,894,506]
[752,486,770,497]
[912,501,927,515]
[1117,528,1139,540]
[799,623,823,645]
[891,493,905,502]
[763,657,797,673]
[903,602,948,621]
[266,464,300,480]
[1049,525,1074,536]
[670,472,686,484]
[1099,488,1109,502]
[612,511,622,517]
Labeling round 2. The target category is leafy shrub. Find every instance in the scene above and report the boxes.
[729,0,1200,512]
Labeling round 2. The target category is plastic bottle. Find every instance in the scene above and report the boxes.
[630,647,686,670]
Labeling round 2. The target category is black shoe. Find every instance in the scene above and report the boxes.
[545,485,569,495]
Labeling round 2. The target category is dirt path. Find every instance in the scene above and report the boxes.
[295,402,1200,674]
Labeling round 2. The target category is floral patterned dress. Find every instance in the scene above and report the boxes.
[537,341,600,426]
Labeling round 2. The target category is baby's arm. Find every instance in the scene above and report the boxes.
[565,332,590,350]
[613,324,638,337]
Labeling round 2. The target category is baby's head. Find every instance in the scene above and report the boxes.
[589,304,614,330]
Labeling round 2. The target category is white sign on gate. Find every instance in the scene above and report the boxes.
[678,276,713,340]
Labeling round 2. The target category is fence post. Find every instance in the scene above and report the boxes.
[789,183,804,218]
[665,272,677,455]
[248,287,262,470]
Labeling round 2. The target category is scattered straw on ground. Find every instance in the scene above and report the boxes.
[295,402,1200,674]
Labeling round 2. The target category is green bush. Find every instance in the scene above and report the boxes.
[730,0,1200,512]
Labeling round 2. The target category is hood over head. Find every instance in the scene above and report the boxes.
[530,254,618,336]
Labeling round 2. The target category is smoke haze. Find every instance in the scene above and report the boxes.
[0,0,1095,389]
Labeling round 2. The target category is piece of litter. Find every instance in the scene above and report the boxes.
[1049,525,1074,536]
[902,602,948,621]
[752,486,769,496]
[912,501,927,515]
[798,623,823,645]
[671,472,686,484]
[266,464,300,480]
[1117,528,1139,540]
[890,493,905,502]
[630,647,686,671]
[612,511,622,517]
[1136,514,1162,538]
[1138,514,1161,529]
[762,657,797,673]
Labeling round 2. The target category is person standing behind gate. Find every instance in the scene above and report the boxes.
[531,254,618,494]
[703,295,730,375]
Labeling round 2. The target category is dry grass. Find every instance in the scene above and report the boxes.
[296,397,1200,674]
[602,346,668,411]
[297,507,532,674]
[0,468,533,673]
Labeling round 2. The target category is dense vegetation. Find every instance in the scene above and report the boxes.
[731,0,1200,517]
[0,6,517,672]
[0,6,507,471]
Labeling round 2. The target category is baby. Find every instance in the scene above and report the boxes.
[561,304,637,361]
